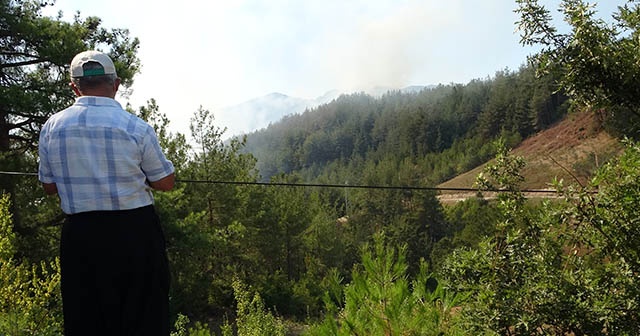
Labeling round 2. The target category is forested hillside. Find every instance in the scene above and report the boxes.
[242,65,569,187]
[3,1,640,335]
[439,109,621,193]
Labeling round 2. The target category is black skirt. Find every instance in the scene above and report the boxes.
[61,205,170,336]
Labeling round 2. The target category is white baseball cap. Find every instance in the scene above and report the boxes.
[70,50,117,78]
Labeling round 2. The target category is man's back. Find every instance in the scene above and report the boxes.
[39,96,173,214]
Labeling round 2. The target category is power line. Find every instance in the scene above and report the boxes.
[177,178,561,193]
[0,170,566,194]
[0,171,38,176]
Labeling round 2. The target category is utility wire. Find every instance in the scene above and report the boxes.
[0,171,38,176]
[0,170,567,194]
[177,178,562,193]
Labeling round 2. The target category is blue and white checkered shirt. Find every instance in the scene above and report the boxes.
[38,96,175,214]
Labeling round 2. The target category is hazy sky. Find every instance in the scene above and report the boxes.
[42,0,621,137]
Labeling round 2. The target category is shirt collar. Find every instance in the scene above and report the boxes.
[74,96,122,109]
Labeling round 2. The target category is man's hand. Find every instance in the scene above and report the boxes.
[148,173,175,191]
[42,183,58,195]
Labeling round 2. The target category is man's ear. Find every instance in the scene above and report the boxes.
[69,82,81,97]
[114,77,121,93]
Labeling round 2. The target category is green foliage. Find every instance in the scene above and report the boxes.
[442,138,640,334]
[0,0,140,155]
[0,194,62,335]
[0,258,63,335]
[0,195,16,260]
[171,313,212,336]
[571,148,619,180]
[578,139,640,273]
[171,313,190,336]
[184,106,258,224]
[516,0,640,136]
[307,234,467,335]
[444,145,579,334]
[476,138,527,195]
[554,139,640,333]
[163,106,261,317]
[221,279,287,336]
[430,198,500,270]
[135,99,190,174]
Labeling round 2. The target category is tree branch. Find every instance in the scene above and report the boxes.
[0,51,40,59]
[8,134,31,142]
[11,119,36,129]
[0,58,48,69]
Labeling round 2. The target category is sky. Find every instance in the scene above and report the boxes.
[41,0,621,138]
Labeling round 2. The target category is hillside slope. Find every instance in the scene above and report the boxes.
[438,110,622,193]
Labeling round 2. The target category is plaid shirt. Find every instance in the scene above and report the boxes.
[38,96,175,214]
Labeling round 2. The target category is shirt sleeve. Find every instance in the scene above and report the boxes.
[38,123,55,184]
[140,125,175,182]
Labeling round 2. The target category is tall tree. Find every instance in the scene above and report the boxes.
[135,99,189,174]
[0,0,140,157]
[516,0,640,135]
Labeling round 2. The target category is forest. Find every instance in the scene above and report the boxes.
[3,0,640,335]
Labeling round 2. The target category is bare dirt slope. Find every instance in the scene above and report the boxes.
[438,110,622,199]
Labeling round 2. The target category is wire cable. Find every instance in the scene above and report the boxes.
[0,171,38,176]
[0,170,565,194]
[176,178,562,193]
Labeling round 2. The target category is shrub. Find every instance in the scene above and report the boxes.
[306,233,467,335]
[0,194,63,335]
[221,278,287,336]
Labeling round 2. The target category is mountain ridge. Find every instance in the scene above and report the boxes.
[219,85,432,137]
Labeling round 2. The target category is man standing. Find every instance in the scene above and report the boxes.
[38,50,175,335]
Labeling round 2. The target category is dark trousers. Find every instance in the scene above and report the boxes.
[61,205,170,336]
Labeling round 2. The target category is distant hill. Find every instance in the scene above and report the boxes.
[240,67,578,190]
[218,92,337,137]
[219,86,433,137]
[357,85,434,97]
[438,110,622,194]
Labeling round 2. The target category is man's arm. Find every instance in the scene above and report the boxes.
[42,183,58,195]
[148,173,175,191]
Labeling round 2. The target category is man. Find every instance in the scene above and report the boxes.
[38,50,175,335]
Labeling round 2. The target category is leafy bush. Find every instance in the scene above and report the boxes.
[221,278,287,336]
[0,194,63,335]
[442,139,640,335]
[171,313,211,336]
